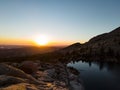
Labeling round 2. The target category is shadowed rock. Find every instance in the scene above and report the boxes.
[0,75,27,87]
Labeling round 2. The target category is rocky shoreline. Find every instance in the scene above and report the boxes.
[0,61,84,90]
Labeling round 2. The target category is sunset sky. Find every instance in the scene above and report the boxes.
[0,0,120,46]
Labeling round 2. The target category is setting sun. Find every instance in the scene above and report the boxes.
[34,35,49,46]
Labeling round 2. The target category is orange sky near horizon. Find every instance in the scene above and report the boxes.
[0,38,79,46]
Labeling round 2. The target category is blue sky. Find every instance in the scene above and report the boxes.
[0,0,120,45]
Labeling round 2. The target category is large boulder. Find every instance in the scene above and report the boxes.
[0,63,42,85]
[19,61,38,74]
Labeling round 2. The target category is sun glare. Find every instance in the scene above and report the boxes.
[34,35,49,46]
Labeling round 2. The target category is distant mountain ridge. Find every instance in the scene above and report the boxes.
[63,27,120,63]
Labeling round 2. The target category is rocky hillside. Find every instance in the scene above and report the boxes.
[63,27,120,62]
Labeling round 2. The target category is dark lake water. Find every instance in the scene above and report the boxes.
[67,61,120,90]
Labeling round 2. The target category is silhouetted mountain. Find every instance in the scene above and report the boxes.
[63,27,120,63]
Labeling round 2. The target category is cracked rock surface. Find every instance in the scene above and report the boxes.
[0,61,84,90]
